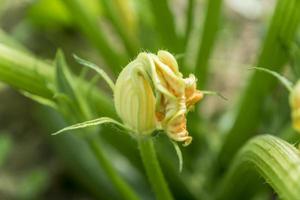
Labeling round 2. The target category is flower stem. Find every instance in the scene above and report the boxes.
[138,138,173,200]
[87,135,140,200]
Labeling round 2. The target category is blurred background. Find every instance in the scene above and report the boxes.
[0,0,287,199]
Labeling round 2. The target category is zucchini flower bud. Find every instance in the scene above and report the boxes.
[114,54,157,135]
[114,50,203,146]
[290,81,300,132]
[53,52,205,147]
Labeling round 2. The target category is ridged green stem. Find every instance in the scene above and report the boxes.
[218,0,300,168]
[138,138,173,200]
[215,135,300,200]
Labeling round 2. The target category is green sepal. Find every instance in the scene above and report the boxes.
[171,140,183,173]
[201,90,228,100]
[250,67,293,92]
[52,117,130,135]
[73,54,115,91]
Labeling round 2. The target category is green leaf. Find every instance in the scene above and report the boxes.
[55,50,76,98]
[55,50,84,120]
[52,117,129,135]
[55,50,93,121]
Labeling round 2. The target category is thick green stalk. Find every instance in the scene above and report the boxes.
[0,43,54,99]
[87,135,140,200]
[0,43,115,117]
[61,0,126,72]
[215,135,300,200]
[138,138,173,200]
[148,0,182,53]
[194,0,223,88]
[218,0,300,168]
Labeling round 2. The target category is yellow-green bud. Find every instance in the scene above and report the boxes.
[114,53,157,135]
[290,81,300,132]
[114,51,203,145]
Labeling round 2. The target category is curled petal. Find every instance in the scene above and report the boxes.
[157,50,179,74]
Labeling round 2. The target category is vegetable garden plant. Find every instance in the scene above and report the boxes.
[1,0,300,199]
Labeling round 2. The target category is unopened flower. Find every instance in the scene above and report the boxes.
[114,50,203,146]
[290,81,300,132]
[53,51,204,146]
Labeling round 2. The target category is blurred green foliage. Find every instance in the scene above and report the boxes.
[27,0,73,28]
[0,133,12,167]
[18,168,49,200]
[0,0,300,199]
